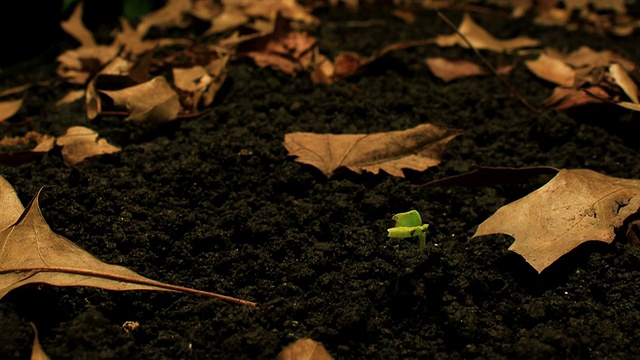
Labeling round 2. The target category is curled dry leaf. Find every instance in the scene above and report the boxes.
[0,98,24,123]
[0,176,257,307]
[55,126,121,166]
[426,57,513,82]
[472,169,640,273]
[284,123,461,178]
[29,323,50,360]
[277,338,333,360]
[0,132,55,167]
[543,86,610,110]
[609,63,639,104]
[136,0,194,37]
[434,13,540,52]
[100,76,182,123]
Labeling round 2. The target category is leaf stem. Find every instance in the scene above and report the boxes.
[0,267,258,307]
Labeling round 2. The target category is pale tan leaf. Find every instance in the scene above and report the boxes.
[60,1,96,47]
[525,53,575,87]
[205,7,249,34]
[617,101,640,112]
[0,177,257,307]
[100,76,182,123]
[426,57,487,82]
[543,86,609,110]
[0,83,32,97]
[202,54,230,107]
[284,123,461,178]
[56,46,120,84]
[55,126,121,166]
[472,169,640,273]
[55,90,85,107]
[29,323,50,360]
[609,63,639,104]
[277,338,333,360]
[434,13,540,52]
[0,98,24,123]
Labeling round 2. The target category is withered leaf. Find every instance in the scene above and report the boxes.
[60,1,96,47]
[525,53,575,87]
[55,126,121,166]
[29,323,50,360]
[472,169,640,273]
[609,63,639,104]
[284,123,461,178]
[0,98,24,123]
[136,0,193,37]
[426,57,513,82]
[277,338,333,360]
[0,177,256,307]
[100,76,182,123]
[434,13,540,52]
[0,132,55,167]
[55,90,85,107]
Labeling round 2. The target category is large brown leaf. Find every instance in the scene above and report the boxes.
[284,124,461,178]
[0,177,256,307]
[472,169,640,272]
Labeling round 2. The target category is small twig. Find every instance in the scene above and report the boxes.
[435,11,543,114]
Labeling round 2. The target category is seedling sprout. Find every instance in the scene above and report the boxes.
[387,210,429,250]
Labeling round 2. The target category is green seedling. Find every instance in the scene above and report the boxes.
[387,210,429,250]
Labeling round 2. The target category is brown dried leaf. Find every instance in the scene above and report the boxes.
[609,63,639,104]
[136,0,193,37]
[29,323,50,360]
[205,6,250,34]
[434,13,540,52]
[525,53,575,87]
[425,57,512,82]
[55,126,121,166]
[244,0,319,26]
[284,123,461,178]
[100,76,182,123]
[0,177,256,307]
[472,169,640,272]
[55,90,85,107]
[277,338,333,360]
[0,98,24,123]
[0,132,54,167]
[57,46,120,84]
[543,86,610,110]
[60,1,96,47]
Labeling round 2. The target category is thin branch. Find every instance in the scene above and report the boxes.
[435,11,543,114]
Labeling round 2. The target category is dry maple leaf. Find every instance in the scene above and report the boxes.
[472,169,640,273]
[284,123,461,178]
[277,338,333,360]
[55,126,121,166]
[136,0,193,37]
[434,13,540,52]
[100,76,182,123]
[0,176,256,306]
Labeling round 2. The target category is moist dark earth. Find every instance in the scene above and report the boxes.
[2,4,640,360]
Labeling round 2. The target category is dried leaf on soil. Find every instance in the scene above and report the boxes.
[284,123,461,178]
[525,53,575,87]
[60,1,96,47]
[609,63,639,104]
[277,338,333,360]
[55,126,121,166]
[0,132,55,167]
[55,90,85,107]
[0,177,256,306]
[0,98,24,123]
[472,169,640,272]
[136,0,193,37]
[434,13,540,52]
[100,76,182,123]
[29,323,50,360]
[426,57,512,82]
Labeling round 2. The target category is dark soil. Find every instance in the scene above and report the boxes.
[2,5,640,360]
